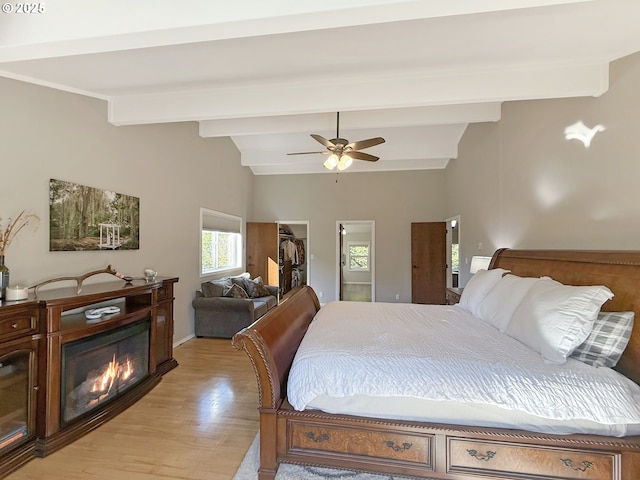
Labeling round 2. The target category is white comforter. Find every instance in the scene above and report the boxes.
[287,301,640,431]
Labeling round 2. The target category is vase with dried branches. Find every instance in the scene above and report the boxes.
[0,210,39,299]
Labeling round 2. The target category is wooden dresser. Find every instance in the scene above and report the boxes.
[445,287,463,305]
[0,277,178,478]
[0,302,40,478]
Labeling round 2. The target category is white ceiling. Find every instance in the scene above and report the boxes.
[2,0,640,175]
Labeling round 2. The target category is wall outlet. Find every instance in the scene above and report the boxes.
[395,294,400,300]
[318,291,323,298]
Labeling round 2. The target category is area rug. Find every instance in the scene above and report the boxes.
[233,434,422,480]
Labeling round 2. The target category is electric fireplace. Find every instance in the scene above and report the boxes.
[0,277,178,477]
[60,318,150,425]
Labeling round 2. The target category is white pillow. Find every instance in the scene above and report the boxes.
[506,278,614,364]
[476,274,541,332]
[458,268,509,317]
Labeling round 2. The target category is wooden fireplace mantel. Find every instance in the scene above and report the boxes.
[0,276,178,478]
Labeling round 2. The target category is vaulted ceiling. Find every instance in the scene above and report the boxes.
[2,0,639,174]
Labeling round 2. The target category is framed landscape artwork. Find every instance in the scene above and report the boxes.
[49,179,140,251]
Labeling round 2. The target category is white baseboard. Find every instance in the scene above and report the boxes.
[174,333,195,348]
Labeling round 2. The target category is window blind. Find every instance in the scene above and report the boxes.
[201,208,241,233]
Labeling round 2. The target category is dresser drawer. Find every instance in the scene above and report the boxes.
[0,308,39,339]
[448,438,618,480]
[289,421,433,468]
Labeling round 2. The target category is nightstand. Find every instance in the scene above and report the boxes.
[445,287,463,305]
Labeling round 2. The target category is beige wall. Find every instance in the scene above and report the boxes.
[0,77,253,343]
[447,51,640,287]
[252,170,447,303]
[4,49,640,341]
[445,122,501,286]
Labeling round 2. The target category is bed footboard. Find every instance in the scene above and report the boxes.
[232,285,320,479]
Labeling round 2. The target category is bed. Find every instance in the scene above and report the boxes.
[232,249,640,480]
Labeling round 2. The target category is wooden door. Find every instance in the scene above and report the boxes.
[411,222,446,304]
[246,222,279,286]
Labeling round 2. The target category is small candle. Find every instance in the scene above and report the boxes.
[6,286,29,301]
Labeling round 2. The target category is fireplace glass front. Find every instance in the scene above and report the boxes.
[61,318,150,425]
[0,352,30,452]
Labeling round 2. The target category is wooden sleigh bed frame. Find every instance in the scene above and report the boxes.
[232,249,640,480]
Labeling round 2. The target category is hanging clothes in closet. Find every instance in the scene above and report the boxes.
[291,267,301,288]
[294,238,305,265]
[281,238,298,264]
[279,224,308,295]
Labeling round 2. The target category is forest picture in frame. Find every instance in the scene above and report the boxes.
[49,178,140,251]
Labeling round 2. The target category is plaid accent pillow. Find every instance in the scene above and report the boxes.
[245,276,271,298]
[224,283,249,299]
[570,311,634,368]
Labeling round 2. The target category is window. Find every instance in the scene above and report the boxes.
[348,241,370,271]
[200,208,242,276]
[451,243,459,273]
[201,230,241,273]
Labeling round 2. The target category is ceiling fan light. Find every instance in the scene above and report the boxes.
[337,154,353,171]
[324,154,338,170]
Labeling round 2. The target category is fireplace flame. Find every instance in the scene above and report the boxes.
[121,358,133,381]
[89,353,135,395]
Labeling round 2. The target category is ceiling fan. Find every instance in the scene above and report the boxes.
[288,112,385,171]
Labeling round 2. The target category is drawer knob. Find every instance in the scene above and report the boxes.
[561,458,593,472]
[467,449,496,462]
[11,323,18,329]
[385,441,412,453]
[306,432,330,443]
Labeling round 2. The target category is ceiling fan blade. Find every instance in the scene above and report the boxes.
[348,151,379,162]
[311,134,336,149]
[287,151,326,156]
[347,137,385,151]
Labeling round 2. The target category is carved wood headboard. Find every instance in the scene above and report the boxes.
[490,248,640,385]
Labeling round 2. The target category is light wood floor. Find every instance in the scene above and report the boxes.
[5,338,259,480]
[342,283,372,302]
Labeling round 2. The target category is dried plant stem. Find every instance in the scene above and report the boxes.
[0,210,40,255]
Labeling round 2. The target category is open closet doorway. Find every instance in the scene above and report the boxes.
[445,215,460,288]
[336,220,375,302]
[278,221,310,295]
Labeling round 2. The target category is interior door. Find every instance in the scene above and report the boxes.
[246,222,279,286]
[411,222,446,304]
